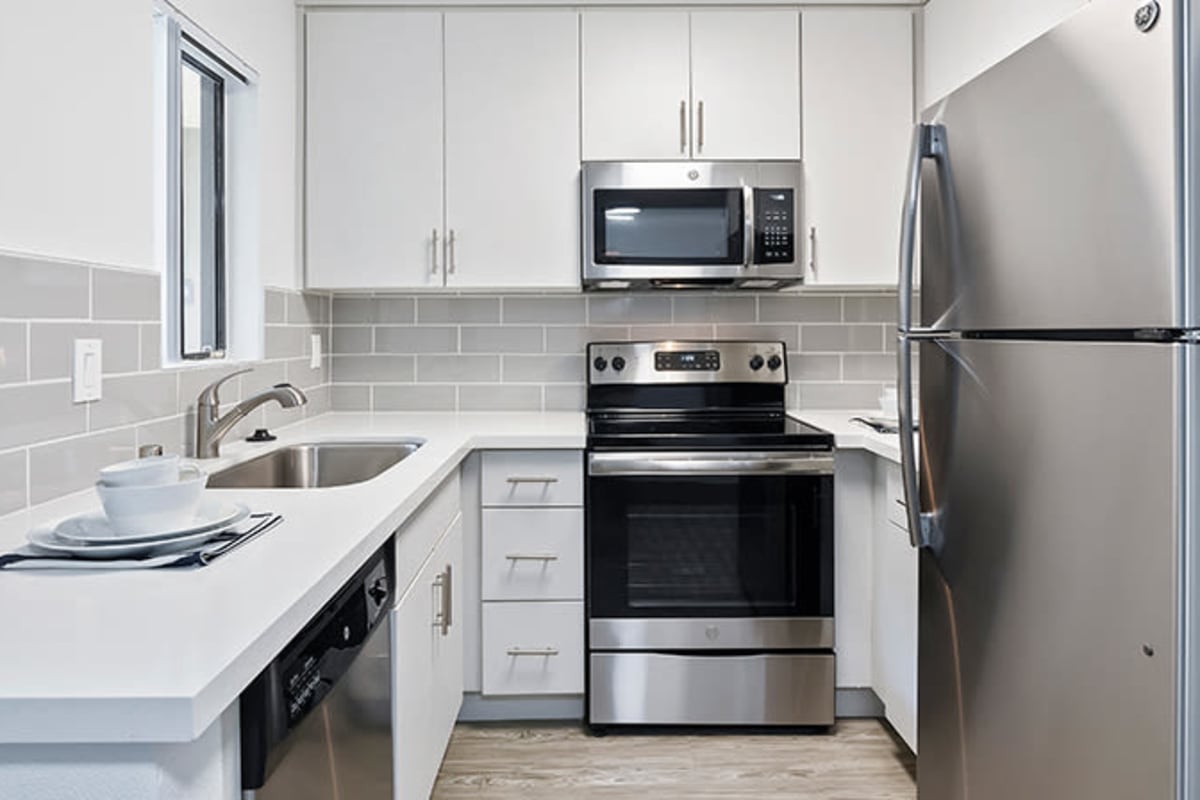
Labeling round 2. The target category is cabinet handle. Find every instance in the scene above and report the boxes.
[507,647,560,657]
[432,567,451,636]
[679,100,687,154]
[447,229,457,275]
[442,564,452,634]
[697,100,705,153]
[431,229,440,275]
[505,553,559,562]
[506,476,559,484]
[809,226,818,279]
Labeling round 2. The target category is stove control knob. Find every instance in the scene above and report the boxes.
[593,357,608,372]
[749,355,765,371]
[767,355,783,371]
[611,356,626,372]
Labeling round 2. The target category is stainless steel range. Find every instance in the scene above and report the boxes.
[584,341,836,730]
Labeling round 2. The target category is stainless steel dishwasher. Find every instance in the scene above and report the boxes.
[240,538,394,799]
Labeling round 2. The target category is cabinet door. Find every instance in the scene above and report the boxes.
[690,10,801,160]
[305,11,443,290]
[581,10,691,161]
[430,516,464,763]
[873,461,918,752]
[444,11,580,289]
[801,9,914,285]
[392,556,437,800]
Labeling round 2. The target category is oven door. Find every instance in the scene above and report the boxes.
[587,451,833,644]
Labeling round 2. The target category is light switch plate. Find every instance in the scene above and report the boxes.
[310,334,323,369]
[73,339,103,403]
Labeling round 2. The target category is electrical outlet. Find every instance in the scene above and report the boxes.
[73,339,103,403]
[310,334,323,369]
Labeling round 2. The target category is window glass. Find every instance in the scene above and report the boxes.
[179,52,225,358]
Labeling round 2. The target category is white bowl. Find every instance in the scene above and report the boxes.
[99,455,182,488]
[95,467,209,536]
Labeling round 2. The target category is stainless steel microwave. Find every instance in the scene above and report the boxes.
[582,161,804,291]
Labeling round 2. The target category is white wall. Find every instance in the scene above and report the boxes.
[923,0,1089,105]
[0,0,300,289]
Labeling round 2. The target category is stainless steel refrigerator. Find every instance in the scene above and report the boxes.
[896,1,1199,797]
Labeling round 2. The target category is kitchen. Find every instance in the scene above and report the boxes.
[0,0,1192,798]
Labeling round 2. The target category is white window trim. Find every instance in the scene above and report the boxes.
[154,2,263,368]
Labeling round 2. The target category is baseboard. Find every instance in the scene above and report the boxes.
[458,693,585,722]
[835,687,885,718]
[457,689,883,723]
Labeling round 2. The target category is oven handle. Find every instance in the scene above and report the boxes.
[588,451,834,477]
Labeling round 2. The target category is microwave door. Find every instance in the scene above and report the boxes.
[591,188,745,269]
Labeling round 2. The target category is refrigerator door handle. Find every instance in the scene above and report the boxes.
[898,123,948,548]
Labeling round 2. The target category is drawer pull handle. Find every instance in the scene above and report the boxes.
[506,476,560,484]
[506,553,559,562]
[507,647,560,657]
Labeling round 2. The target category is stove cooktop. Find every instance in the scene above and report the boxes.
[587,412,834,452]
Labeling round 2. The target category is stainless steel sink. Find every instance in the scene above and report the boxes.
[208,441,424,489]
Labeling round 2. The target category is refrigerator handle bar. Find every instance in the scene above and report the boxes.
[898,123,947,548]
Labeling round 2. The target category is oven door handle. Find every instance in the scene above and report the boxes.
[588,452,834,477]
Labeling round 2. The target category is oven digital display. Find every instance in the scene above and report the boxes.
[654,351,721,371]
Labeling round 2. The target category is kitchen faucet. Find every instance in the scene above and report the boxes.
[193,368,307,458]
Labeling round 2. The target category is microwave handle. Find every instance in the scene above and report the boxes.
[742,186,755,267]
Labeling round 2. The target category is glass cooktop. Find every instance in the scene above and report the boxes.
[587,412,834,451]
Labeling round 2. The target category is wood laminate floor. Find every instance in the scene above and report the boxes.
[433,720,916,799]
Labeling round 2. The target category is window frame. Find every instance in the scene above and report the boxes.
[161,12,252,364]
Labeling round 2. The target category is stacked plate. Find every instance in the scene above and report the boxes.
[28,501,252,560]
[26,454,251,560]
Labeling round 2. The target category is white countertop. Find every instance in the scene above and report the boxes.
[792,410,902,464]
[0,412,584,745]
[0,408,895,745]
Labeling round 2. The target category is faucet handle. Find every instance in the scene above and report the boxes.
[198,367,253,409]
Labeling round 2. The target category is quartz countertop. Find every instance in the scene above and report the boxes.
[0,412,584,744]
[0,407,897,745]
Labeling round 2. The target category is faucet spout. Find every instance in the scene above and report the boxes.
[193,370,309,458]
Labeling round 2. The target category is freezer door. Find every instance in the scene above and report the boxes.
[917,339,1178,800]
[919,0,1180,332]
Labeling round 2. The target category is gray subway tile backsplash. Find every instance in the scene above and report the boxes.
[0,323,28,384]
[92,269,160,321]
[0,450,26,515]
[0,252,334,516]
[0,254,90,319]
[331,290,899,413]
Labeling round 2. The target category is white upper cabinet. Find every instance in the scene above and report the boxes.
[581,11,691,161]
[583,10,801,161]
[444,11,580,288]
[305,11,444,289]
[801,9,914,285]
[690,10,801,160]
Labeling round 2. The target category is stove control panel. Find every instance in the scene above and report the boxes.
[588,341,787,385]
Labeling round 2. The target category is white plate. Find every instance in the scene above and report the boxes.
[49,501,250,546]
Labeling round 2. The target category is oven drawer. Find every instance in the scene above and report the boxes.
[481,451,583,507]
[482,508,584,601]
[482,602,584,695]
[589,652,835,726]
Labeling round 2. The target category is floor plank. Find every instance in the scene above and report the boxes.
[433,720,916,799]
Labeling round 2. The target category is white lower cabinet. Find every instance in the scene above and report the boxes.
[481,602,585,696]
[872,460,918,751]
[481,508,584,602]
[393,515,464,800]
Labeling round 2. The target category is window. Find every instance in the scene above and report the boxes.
[157,7,259,364]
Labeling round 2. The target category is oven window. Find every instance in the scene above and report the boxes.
[593,189,744,265]
[588,474,833,619]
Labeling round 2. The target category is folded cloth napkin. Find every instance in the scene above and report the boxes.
[0,514,282,571]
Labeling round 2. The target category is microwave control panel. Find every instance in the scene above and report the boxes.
[753,189,795,264]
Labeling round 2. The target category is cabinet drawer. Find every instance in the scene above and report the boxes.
[482,508,583,601]
[482,602,584,695]
[481,451,583,507]
[884,462,908,530]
